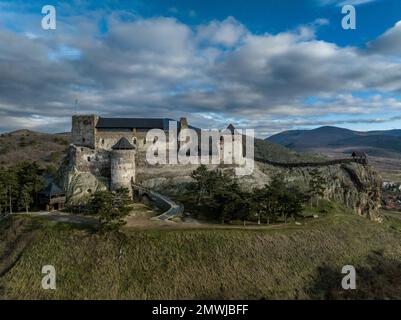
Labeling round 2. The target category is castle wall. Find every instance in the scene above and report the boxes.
[111,149,136,192]
[96,130,175,152]
[73,146,111,179]
[72,115,98,149]
[96,130,146,151]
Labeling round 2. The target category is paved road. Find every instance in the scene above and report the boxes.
[132,183,184,221]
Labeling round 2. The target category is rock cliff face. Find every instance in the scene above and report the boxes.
[255,162,382,221]
[58,147,382,221]
[57,145,109,205]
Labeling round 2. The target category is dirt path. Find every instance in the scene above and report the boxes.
[12,211,99,226]
[0,217,35,298]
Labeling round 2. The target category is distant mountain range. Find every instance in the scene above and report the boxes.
[266,126,401,158]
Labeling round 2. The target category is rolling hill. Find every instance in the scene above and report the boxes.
[0,130,71,169]
[267,126,401,157]
[267,126,401,182]
[0,128,321,169]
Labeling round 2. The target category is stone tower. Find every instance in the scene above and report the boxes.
[111,137,136,194]
[71,114,98,149]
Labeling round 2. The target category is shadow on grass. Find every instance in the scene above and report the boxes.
[307,250,401,299]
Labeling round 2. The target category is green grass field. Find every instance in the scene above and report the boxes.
[1,204,401,300]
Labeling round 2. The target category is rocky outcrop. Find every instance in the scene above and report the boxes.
[255,162,382,221]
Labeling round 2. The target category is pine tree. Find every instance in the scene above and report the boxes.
[190,164,210,204]
[90,188,132,232]
[251,185,278,225]
[0,168,9,214]
[4,167,18,214]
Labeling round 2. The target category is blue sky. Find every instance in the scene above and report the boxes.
[0,0,401,136]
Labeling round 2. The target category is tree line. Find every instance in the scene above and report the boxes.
[0,159,132,232]
[0,162,45,215]
[186,165,326,224]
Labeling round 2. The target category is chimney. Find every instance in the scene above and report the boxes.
[180,117,188,130]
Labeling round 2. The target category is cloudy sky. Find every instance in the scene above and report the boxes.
[0,0,401,137]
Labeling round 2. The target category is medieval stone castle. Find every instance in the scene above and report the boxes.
[70,114,194,194]
[63,114,381,221]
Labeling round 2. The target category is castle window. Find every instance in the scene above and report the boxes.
[143,139,146,145]
[101,139,105,145]
[153,137,158,144]
[87,189,92,193]
[87,156,91,162]
[133,138,137,145]
[82,138,86,143]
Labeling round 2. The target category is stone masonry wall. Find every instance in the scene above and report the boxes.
[71,115,98,149]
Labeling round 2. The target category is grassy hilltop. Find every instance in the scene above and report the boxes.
[1,203,401,300]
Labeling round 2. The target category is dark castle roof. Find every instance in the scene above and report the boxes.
[112,137,135,150]
[96,117,201,133]
[96,118,174,130]
[39,182,64,197]
[226,124,237,134]
[221,124,240,135]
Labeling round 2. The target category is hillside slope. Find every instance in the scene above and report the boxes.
[0,130,71,169]
[268,126,357,149]
[254,138,325,162]
[267,126,401,182]
[267,126,401,158]
[1,209,401,300]
[0,129,317,167]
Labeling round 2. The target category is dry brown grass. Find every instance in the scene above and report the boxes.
[1,207,401,300]
[0,130,70,168]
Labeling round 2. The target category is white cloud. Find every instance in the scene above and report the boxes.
[368,21,401,55]
[0,12,401,135]
[196,17,247,48]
